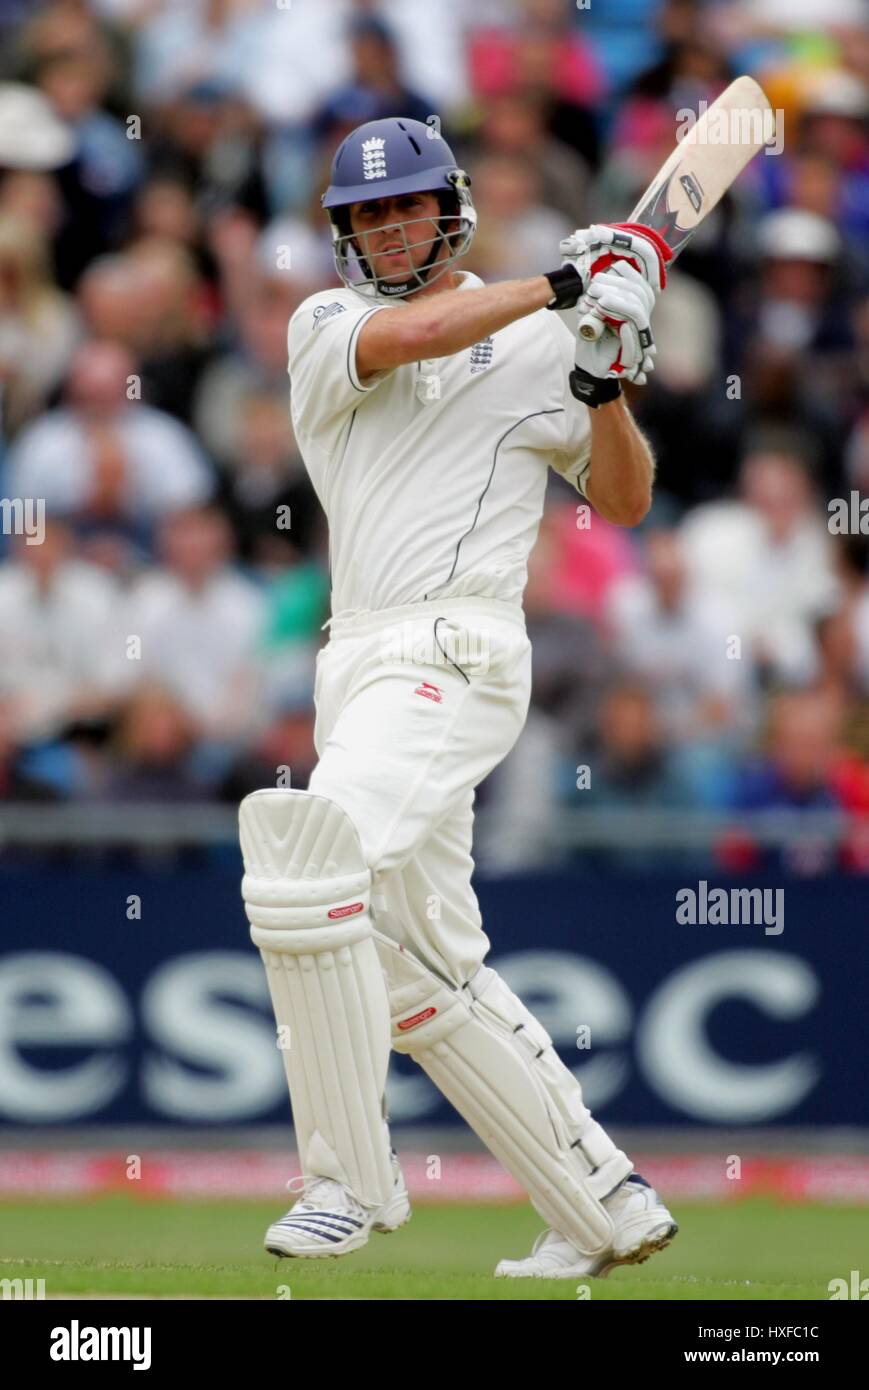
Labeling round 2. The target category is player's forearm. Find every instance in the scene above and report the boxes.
[357,276,553,376]
[583,396,654,527]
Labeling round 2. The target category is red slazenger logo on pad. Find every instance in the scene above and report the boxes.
[327,902,364,920]
[414,682,443,703]
[398,1007,437,1030]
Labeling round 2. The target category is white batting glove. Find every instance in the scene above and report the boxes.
[552,222,669,338]
[562,224,669,293]
[574,260,657,385]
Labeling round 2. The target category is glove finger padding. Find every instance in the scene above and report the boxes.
[560,223,671,294]
[582,262,657,382]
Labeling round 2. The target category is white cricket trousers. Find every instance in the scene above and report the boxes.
[307,596,532,986]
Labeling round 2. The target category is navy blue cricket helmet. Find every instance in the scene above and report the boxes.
[321,116,476,298]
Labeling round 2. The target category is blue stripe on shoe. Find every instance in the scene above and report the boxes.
[282,1212,364,1230]
[276,1213,363,1234]
[273,1221,345,1243]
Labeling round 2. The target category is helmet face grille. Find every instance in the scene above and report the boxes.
[327,171,477,300]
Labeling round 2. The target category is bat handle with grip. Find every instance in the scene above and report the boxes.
[578,309,604,342]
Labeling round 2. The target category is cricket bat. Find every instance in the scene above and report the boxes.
[578,75,774,341]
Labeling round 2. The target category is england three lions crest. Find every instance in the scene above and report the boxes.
[362,137,387,181]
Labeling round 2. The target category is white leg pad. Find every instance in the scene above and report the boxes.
[375,932,632,1255]
[240,789,394,1209]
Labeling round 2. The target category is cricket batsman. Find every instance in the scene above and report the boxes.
[238,117,678,1278]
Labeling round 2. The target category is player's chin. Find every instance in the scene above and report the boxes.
[373,249,416,275]
[375,262,412,282]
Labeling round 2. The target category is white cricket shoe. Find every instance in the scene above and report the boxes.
[494,1175,677,1279]
[264,1151,411,1259]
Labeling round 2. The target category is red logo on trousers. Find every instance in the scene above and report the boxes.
[414,682,443,703]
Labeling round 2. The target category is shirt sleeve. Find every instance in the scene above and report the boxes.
[543,313,593,499]
[287,290,394,439]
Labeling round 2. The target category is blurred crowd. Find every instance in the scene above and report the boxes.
[0,0,867,872]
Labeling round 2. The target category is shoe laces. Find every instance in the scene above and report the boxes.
[285,1174,356,1212]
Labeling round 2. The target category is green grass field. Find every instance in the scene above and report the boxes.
[2,1197,866,1299]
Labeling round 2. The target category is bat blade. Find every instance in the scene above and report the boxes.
[628,75,773,255]
[578,76,774,341]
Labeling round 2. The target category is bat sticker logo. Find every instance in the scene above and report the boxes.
[679,172,705,214]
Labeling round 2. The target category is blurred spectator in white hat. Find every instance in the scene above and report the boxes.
[754,207,844,352]
[0,80,75,170]
[734,208,859,494]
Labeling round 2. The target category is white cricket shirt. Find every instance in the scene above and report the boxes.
[287,271,592,615]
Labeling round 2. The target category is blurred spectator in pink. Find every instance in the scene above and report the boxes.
[537,493,640,625]
[468,0,604,169]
